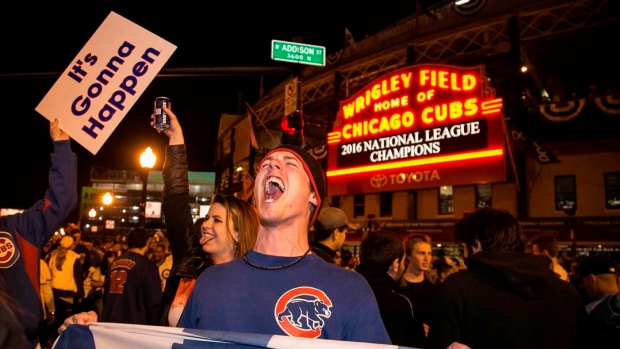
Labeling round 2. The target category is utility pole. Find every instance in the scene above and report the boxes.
[280,37,305,147]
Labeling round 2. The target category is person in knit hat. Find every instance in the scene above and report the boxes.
[176,144,390,343]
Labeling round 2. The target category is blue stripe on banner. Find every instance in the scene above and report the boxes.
[52,324,95,349]
[174,340,258,349]
[182,328,273,348]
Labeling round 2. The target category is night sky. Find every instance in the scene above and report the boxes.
[0,2,417,218]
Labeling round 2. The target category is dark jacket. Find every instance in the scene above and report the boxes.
[0,277,30,349]
[357,266,426,348]
[310,242,336,264]
[158,145,212,326]
[0,140,77,347]
[398,273,436,328]
[588,293,620,349]
[426,251,589,349]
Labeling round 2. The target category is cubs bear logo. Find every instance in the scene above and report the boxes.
[274,286,332,338]
[0,232,20,268]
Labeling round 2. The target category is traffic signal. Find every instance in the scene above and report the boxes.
[281,111,304,146]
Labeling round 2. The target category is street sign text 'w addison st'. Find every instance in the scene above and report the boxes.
[271,40,326,66]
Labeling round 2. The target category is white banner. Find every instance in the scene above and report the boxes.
[53,323,415,349]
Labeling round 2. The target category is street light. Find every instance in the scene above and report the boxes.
[139,147,156,227]
[100,191,114,230]
[102,192,113,206]
[85,208,98,232]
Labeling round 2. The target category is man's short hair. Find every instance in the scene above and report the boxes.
[404,233,431,257]
[454,207,526,253]
[358,231,404,273]
[530,234,560,258]
[313,226,338,242]
[126,228,151,249]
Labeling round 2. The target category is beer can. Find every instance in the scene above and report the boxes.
[154,97,171,131]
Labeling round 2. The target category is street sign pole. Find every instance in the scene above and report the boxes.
[271,39,324,146]
[281,77,304,146]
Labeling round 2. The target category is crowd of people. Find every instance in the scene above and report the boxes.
[2,111,619,349]
[37,224,197,346]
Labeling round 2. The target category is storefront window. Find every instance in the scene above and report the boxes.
[354,194,365,218]
[605,172,620,209]
[476,183,492,208]
[380,192,392,217]
[331,196,341,207]
[408,190,417,220]
[555,175,576,210]
[438,186,454,215]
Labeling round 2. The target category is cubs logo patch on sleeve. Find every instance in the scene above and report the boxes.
[0,232,20,268]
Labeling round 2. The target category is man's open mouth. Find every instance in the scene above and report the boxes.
[265,176,284,202]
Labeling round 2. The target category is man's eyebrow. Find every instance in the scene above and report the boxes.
[263,153,300,164]
[282,155,301,163]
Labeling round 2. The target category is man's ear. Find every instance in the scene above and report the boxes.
[391,258,401,274]
[471,239,482,254]
[309,191,318,207]
[386,258,400,278]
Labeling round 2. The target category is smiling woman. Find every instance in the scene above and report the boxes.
[153,108,259,327]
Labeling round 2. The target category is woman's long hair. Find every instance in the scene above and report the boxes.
[211,194,259,259]
[172,218,213,276]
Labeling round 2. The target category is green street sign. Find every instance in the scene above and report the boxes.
[271,40,326,66]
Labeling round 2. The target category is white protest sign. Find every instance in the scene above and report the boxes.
[36,11,177,155]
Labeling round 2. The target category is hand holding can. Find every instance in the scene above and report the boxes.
[154,97,171,131]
